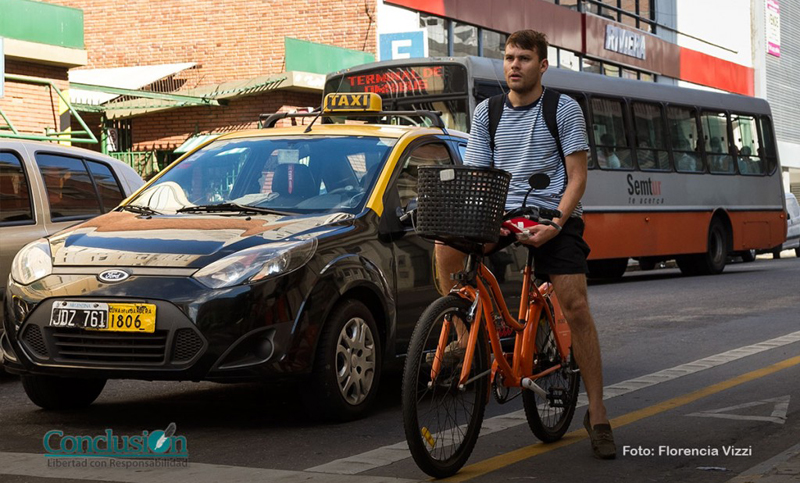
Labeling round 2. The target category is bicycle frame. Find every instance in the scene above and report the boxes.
[430,249,573,390]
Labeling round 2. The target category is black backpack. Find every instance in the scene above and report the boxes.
[487,88,564,165]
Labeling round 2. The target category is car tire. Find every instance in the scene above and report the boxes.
[303,299,381,422]
[772,248,782,259]
[21,375,106,410]
[795,248,799,258]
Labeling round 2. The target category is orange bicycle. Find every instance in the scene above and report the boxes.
[401,166,580,478]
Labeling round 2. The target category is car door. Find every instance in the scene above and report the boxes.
[0,147,48,305]
[389,138,456,352]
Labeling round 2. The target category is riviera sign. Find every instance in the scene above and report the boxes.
[604,24,647,60]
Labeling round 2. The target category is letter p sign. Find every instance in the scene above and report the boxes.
[379,30,427,61]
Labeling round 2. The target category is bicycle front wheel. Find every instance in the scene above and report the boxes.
[522,308,580,443]
[402,295,489,478]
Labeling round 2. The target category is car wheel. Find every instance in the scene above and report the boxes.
[772,248,782,259]
[304,299,381,421]
[21,375,106,410]
[740,249,756,263]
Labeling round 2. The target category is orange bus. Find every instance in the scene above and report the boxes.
[325,56,787,277]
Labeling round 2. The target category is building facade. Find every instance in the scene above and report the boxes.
[1,0,88,142]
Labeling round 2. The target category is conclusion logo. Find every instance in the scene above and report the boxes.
[44,423,187,467]
[98,269,130,283]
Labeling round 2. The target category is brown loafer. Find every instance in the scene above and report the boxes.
[583,411,617,459]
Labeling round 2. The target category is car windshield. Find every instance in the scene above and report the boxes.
[129,136,396,215]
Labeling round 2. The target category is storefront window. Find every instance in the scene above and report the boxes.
[604,63,621,77]
[453,22,478,57]
[622,68,638,80]
[559,49,580,71]
[482,30,507,59]
[582,58,602,75]
[640,72,655,82]
[421,15,449,57]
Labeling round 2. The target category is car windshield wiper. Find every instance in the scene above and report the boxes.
[176,203,292,216]
[119,204,162,216]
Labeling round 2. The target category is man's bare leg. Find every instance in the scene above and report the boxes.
[549,273,608,427]
[434,243,469,344]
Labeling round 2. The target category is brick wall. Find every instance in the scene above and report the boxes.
[0,60,69,135]
[47,0,378,87]
[130,90,321,151]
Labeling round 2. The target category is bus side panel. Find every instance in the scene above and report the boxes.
[727,211,787,251]
[583,212,712,260]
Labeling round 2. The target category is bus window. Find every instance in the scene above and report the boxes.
[701,112,733,174]
[667,106,703,173]
[731,114,764,175]
[632,102,670,171]
[590,97,632,170]
[759,117,778,174]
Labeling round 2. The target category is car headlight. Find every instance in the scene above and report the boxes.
[193,239,317,289]
[10,239,53,285]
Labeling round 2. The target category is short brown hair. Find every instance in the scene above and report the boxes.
[506,30,548,61]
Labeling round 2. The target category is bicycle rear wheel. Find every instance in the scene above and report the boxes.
[402,295,489,478]
[522,307,580,443]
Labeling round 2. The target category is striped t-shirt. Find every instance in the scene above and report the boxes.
[464,89,589,215]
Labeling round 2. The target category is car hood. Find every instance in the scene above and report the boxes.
[48,210,353,268]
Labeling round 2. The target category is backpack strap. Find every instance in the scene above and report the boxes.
[542,88,564,164]
[487,94,505,167]
[542,88,568,194]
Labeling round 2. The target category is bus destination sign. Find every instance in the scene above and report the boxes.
[342,66,448,96]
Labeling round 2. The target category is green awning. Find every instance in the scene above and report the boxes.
[174,133,219,154]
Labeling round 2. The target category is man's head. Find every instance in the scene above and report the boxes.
[504,30,549,96]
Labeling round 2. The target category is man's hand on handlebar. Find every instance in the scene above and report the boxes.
[516,223,560,247]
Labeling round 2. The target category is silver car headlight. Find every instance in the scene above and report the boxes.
[193,239,317,289]
[10,239,53,285]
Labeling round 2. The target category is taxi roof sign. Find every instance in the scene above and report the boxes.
[323,93,382,113]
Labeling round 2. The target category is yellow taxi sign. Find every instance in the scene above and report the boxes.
[323,93,382,113]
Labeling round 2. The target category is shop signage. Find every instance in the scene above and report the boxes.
[1,38,5,98]
[378,30,427,61]
[766,0,780,57]
[604,25,646,60]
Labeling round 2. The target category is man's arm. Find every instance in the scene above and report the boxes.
[525,150,586,247]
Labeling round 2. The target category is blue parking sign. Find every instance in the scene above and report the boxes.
[379,31,427,61]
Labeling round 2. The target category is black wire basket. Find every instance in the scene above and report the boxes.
[416,166,511,250]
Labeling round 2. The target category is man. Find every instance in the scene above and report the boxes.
[598,133,621,169]
[435,29,616,459]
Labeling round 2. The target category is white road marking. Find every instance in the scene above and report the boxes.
[307,329,800,475]
[687,395,790,424]
[0,451,423,483]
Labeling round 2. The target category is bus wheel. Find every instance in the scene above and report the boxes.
[772,248,782,259]
[679,219,727,276]
[587,258,628,279]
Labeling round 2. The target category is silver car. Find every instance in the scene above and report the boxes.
[1,140,144,364]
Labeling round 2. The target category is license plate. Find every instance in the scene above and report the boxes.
[49,301,156,333]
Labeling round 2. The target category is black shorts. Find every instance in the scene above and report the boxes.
[530,217,591,281]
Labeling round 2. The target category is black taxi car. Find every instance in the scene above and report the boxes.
[2,94,527,420]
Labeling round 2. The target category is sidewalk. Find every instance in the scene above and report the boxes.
[727,443,800,483]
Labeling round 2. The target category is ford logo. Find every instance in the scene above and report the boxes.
[98,269,131,283]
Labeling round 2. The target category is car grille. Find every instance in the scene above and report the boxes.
[21,325,48,358]
[50,329,169,365]
[172,328,203,362]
